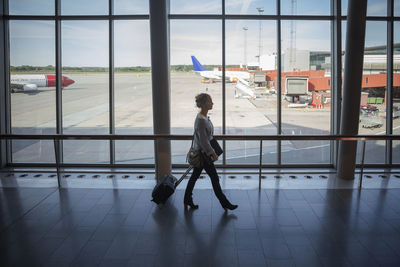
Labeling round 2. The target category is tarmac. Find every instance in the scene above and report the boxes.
[9,72,400,165]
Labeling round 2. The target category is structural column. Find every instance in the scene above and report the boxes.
[337,0,367,180]
[149,0,171,180]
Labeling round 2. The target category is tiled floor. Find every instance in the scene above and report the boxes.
[1,187,400,267]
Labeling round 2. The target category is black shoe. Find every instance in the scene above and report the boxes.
[222,203,238,211]
[184,200,199,209]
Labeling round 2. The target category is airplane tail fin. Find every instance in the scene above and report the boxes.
[191,56,208,71]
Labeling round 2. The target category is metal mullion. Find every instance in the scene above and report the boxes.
[168,14,222,19]
[109,0,115,165]
[60,15,149,20]
[55,0,63,163]
[364,16,391,21]
[277,0,282,166]
[5,15,150,20]
[4,0,12,165]
[111,15,149,20]
[386,0,394,164]
[222,0,226,165]
[227,15,333,20]
[331,0,342,167]
[5,15,55,20]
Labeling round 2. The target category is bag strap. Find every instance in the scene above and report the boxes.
[186,133,195,163]
[190,132,195,149]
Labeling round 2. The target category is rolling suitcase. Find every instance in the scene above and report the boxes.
[151,167,193,205]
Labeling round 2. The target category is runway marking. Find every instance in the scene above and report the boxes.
[226,143,330,159]
[376,125,400,135]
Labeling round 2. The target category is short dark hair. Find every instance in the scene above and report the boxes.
[195,93,211,108]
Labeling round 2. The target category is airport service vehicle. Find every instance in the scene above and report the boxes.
[10,74,75,92]
[359,105,382,128]
[285,76,308,96]
[360,104,379,116]
[191,55,250,83]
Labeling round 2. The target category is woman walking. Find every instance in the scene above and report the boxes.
[184,93,238,211]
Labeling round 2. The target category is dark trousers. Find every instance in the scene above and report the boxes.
[184,160,229,207]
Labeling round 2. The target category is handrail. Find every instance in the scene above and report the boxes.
[1,134,399,141]
[1,134,399,190]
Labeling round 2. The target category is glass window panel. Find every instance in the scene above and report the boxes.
[114,20,152,134]
[395,0,400,17]
[225,20,276,164]
[342,0,348,15]
[281,20,331,164]
[12,140,55,163]
[357,21,386,164]
[171,140,193,165]
[62,0,108,15]
[261,141,277,164]
[225,0,276,15]
[114,20,152,164]
[115,141,154,164]
[63,140,109,164]
[226,141,260,165]
[10,20,56,163]
[170,0,221,14]
[394,22,400,163]
[356,140,385,164]
[113,0,149,14]
[61,21,109,164]
[170,20,221,164]
[281,0,330,15]
[367,0,387,16]
[343,0,388,16]
[9,0,54,15]
[282,140,330,164]
[62,20,109,135]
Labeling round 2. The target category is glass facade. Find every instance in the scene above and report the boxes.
[2,0,399,167]
[10,20,56,163]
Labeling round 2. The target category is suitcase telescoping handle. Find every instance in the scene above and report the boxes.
[174,166,194,189]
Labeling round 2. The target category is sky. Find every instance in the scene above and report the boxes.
[9,0,396,67]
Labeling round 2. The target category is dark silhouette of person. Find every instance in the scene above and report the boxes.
[184,93,238,211]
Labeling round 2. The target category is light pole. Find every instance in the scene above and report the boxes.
[243,26,248,67]
[256,7,264,69]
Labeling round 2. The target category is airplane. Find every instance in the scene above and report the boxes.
[191,55,250,83]
[10,74,75,92]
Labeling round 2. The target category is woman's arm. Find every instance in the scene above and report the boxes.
[197,119,215,156]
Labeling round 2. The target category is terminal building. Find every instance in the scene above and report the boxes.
[0,1,400,266]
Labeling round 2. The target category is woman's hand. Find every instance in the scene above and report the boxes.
[210,152,219,162]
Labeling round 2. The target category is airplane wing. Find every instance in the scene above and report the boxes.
[199,72,221,80]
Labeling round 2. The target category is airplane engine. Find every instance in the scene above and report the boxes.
[230,77,238,83]
[23,84,38,91]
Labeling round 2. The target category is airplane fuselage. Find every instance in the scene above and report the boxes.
[10,74,75,92]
